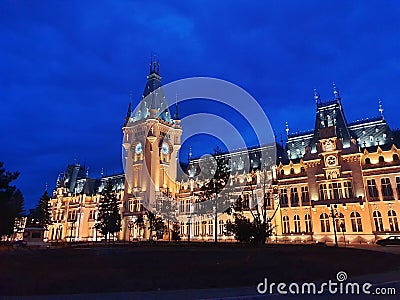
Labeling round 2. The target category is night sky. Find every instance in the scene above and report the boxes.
[1,0,400,210]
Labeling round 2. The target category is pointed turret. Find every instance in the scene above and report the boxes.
[131,57,173,123]
[124,92,132,126]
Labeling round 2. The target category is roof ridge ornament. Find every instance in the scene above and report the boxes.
[314,88,321,105]
[285,121,289,136]
[378,98,384,120]
[333,82,341,101]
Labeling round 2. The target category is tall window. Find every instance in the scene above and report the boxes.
[367,179,379,200]
[343,182,353,199]
[179,200,185,213]
[290,187,299,206]
[280,188,288,206]
[388,210,399,231]
[129,199,135,212]
[186,200,191,213]
[372,211,384,232]
[88,210,96,221]
[381,178,393,199]
[301,186,309,204]
[208,220,213,236]
[319,184,329,201]
[202,221,207,236]
[282,216,290,234]
[396,177,400,199]
[331,182,343,199]
[180,222,185,235]
[305,214,312,232]
[243,194,250,208]
[336,213,346,232]
[294,215,301,233]
[194,221,199,236]
[320,213,330,232]
[218,220,224,235]
[350,212,363,232]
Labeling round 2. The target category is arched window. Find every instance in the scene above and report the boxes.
[365,158,371,165]
[336,213,346,232]
[194,221,200,236]
[282,216,290,234]
[379,156,385,163]
[208,220,213,236]
[290,168,295,175]
[180,222,185,235]
[280,169,285,176]
[320,213,330,232]
[393,154,399,161]
[305,214,312,233]
[218,220,225,235]
[129,199,135,212]
[388,210,399,231]
[373,211,384,232]
[350,211,363,232]
[300,167,305,174]
[294,215,301,233]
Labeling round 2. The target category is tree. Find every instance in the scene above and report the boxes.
[198,147,232,243]
[145,211,165,241]
[28,191,52,229]
[171,222,181,241]
[95,181,121,243]
[227,167,278,245]
[0,162,24,237]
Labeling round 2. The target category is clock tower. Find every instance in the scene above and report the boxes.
[122,59,182,233]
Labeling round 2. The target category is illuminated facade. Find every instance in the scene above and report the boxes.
[47,65,400,244]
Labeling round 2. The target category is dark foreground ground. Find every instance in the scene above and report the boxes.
[1,243,399,296]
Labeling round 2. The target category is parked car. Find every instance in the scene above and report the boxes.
[12,240,27,249]
[376,236,400,246]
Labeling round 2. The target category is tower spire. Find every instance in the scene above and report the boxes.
[124,92,132,125]
[333,82,341,101]
[314,88,321,105]
[285,121,289,136]
[378,98,384,120]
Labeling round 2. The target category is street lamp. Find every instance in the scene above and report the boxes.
[330,204,339,247]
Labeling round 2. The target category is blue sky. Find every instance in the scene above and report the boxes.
[1,0,400,209]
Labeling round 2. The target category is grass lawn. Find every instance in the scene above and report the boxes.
[1,243,399,296]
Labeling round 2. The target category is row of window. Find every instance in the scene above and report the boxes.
[372,210,399,232]
[282,210,400,235]
[52,210,96,222]
[280,186,310,206]
[180,220,225,236]
[365,154,399,165]
[367,177,400,200]
[319,181,353,201]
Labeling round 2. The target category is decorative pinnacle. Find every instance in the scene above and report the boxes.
[333,82,340,100]
[174,93,180,120]
[313,88,321,104]
[378,98,384,119]
[285,121,289,136]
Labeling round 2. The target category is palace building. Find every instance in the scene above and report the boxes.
[46,62,400,244]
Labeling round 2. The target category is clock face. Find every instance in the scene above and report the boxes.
[326,155,336,166]
[161,143,169,155]
[135,142,142,155]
